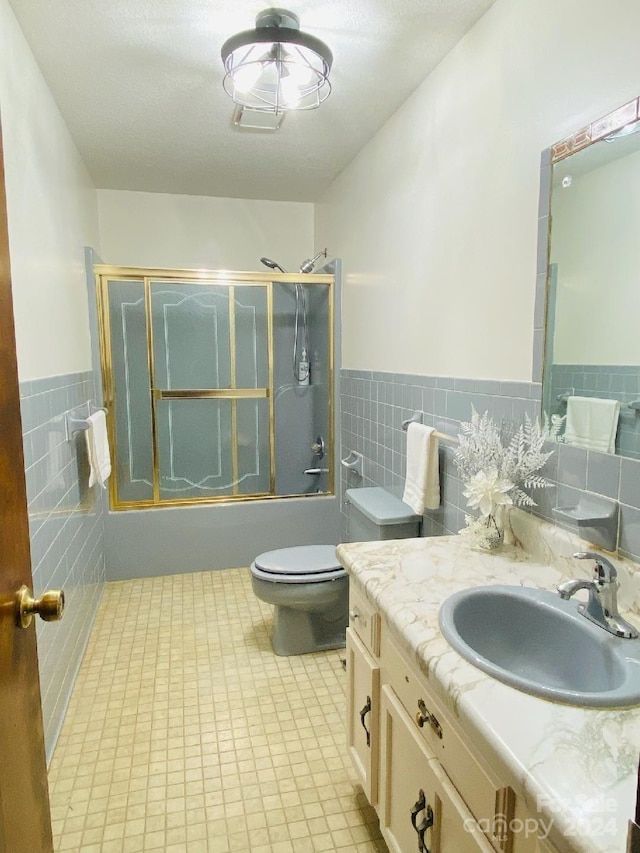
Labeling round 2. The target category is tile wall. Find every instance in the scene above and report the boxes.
[20,370,106,761]
[339,370,640,563]
[547,364,640,459]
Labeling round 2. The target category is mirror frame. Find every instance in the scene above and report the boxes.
[535,95,640,457]
[550,97,640,163]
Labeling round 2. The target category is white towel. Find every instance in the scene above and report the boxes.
[564,396,621,454]
[402,423,440,514]
[85,411,111,488]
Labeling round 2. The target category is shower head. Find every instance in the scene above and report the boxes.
[260,257,287,273]
[299,249,328,274]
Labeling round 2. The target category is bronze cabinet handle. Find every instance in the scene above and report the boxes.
[410,789,434,852]
[410,789,426,831]
[415,698,443,739]
[417,805,434,853]
[359,696,372,746]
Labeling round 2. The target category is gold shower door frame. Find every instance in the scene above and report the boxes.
[95,266,335,511]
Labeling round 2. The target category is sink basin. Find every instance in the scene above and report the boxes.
[438,585,640,707]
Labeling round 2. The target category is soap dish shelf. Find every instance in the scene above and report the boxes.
[552,496,618,551]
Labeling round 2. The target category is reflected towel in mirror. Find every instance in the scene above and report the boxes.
[565,396,621,454]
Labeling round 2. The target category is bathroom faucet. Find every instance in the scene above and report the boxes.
[557,552,638,639]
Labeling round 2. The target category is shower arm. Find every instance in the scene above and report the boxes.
[299,249,327,274]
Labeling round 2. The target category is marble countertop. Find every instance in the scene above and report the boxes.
[337,510,640,853]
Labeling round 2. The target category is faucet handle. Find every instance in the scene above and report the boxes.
[573,551,617,581]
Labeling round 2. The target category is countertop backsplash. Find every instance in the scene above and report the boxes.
[509,507,640,617]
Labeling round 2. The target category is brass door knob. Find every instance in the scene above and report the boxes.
[16,585,65,629]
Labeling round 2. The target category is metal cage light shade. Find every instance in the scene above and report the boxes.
[221,8,332,113]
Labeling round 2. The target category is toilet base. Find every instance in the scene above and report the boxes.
[271,601,348,656]
[251,562,349,656]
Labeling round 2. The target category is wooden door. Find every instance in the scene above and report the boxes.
[0,120,54,851]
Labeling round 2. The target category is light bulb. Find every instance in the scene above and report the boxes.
[230,45,268,94]
[233,63,263,93]
[279,45,315,88]
[280,75,301,108]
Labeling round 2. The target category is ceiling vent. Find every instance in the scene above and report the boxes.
[232,105,285,132]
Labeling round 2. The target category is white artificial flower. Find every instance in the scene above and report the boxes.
[455,408,554,510]
[462,467,514,517]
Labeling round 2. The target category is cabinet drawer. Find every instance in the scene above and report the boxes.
[349,583,380,657]
[381,624,515,853]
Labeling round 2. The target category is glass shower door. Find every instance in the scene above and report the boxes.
[103,276,273,506]
[106,280,155,503]
[150,281,272,501]
[100,267,334,509]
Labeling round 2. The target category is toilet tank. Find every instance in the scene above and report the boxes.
[345,487,421,542]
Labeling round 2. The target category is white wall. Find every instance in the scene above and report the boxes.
[316,0,640,381]
[551,147,640,364]
[97,190,314,271]
[0,0,100,381]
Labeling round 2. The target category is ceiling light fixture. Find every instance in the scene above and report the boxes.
[221,8,332,114]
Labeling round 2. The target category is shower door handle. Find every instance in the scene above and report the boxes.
[304,468,329,475]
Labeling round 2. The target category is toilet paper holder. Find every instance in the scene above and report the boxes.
[341,451,363,477]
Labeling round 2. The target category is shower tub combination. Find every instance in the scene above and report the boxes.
[95,261,341,579]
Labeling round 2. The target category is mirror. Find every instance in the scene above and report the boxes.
[542,97,640,459]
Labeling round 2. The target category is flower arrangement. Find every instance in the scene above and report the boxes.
[454,408,555,549]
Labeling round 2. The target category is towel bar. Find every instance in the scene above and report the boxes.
[557,392,639,412]
[401,411,457,443]
[65,402,108,441]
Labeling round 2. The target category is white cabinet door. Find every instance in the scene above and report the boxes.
[379,685,494,853]
[346,627,380,805]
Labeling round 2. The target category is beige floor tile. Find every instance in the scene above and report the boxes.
[49,568,388,852]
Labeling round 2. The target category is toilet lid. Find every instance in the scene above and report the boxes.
[252,545,346,582]
[254,545,342,576]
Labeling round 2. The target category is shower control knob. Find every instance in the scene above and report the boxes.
[311,435,325,458]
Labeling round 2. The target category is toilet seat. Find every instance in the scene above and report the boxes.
[251,545,345,584]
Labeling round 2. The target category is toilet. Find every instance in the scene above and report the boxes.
[250,488,422,655]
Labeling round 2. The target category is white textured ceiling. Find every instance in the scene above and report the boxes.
[9,0,497,202]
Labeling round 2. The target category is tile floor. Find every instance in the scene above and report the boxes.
[48,568,388,852]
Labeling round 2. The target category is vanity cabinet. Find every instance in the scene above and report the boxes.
[346,582,381,804]
[346,582,561,853]
[380,684,494,852]
[346,628,380,805]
